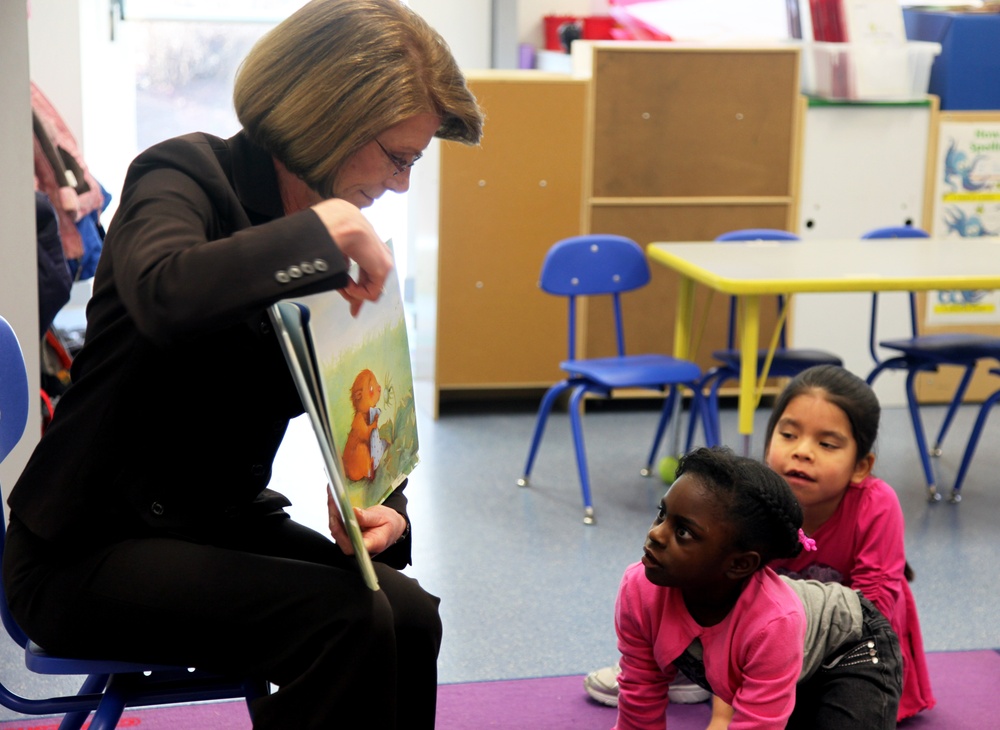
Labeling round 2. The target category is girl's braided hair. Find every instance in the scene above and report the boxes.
[676,446,804,564]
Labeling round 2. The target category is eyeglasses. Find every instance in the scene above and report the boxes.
[375,139,422,177]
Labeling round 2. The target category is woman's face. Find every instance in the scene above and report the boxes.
[333,112,442,209]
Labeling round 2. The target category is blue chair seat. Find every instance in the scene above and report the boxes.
[561,355,703,390]
[710,348,843,372]
[878,333,1000,361]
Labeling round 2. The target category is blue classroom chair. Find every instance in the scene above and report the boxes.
[862,225,1000,502]
[697,229,843,447]
[516,235,707,524]
[0,315,268,730]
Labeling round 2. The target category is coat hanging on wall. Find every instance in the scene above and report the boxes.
[31,81,110,281]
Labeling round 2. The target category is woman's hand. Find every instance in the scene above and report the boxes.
[327,485,408,555]
[310,198,393,316]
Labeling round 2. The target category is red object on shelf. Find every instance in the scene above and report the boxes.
[544,15,581,51]
[809,0,846,41]
[582,15,617,40]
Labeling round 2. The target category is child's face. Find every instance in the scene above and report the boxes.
[642,474,739,589]
[764,393,871,520]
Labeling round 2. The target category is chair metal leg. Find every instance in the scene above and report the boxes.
[904,370,940,502]
[865,359,894,387]
[930,364,975,456]
[697,390,717,450]
[82,675,128,730]
[706,377,726,448]
[518,380,572,487]
[951,388,1000,503]
[568,386,596,524]
[683,387,707,453]
[57,674,110,730]
[642,387,678,476]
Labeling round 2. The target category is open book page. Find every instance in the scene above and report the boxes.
[269,301,379,591]
[267,241,419,590]
[292,240,419,508]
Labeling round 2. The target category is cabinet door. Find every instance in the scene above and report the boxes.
[436,74,587,404]
[583,45,802,369]
[590,49,800,198]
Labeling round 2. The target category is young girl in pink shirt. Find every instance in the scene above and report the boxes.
[614,446,902,730]
[764,365,935,720]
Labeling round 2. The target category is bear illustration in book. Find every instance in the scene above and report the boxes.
[343,369,390,481]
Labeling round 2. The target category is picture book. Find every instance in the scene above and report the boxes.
[269,241,420,590]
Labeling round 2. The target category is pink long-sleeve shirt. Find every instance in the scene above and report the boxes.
[770,474,935,719]
[613,563,805,730]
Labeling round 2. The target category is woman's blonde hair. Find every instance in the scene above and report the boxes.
[234,0,483,197]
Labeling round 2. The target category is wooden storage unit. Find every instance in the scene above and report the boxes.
[432,47,805,413]
[434,71,587,414]
[579,43,804,373]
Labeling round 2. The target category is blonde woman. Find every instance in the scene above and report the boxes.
[4,2,482,728]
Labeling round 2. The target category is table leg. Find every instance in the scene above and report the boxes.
[737,295,760,456]
[673,276,695,360]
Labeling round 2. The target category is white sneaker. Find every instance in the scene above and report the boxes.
[583,664,711,707]
[583,664,619,706]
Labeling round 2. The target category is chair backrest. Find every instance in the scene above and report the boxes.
[861,226,930,360]
[715,229,800,350]
[539,234,650,360]
[0,317,32,649]
[0,317,29,465]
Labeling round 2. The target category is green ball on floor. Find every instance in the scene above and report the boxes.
[658,456,679,484]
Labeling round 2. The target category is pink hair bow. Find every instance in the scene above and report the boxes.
[797,529,818,552]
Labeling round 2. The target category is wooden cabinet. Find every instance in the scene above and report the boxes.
[433,47,805,412]
[579,43,803,373]
[434,72,587,414]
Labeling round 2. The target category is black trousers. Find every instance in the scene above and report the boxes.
[2,512,442,730]
[787,595,903,730]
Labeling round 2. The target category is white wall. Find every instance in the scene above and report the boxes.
[0,2,40,497]
[410,0,492,70]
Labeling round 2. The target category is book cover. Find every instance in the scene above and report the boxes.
[839,0,906,43]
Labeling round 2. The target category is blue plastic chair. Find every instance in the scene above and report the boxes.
[0,315,268,730]
[862,226,1000,503]
[517,235,707,524]
[697,229,843,447]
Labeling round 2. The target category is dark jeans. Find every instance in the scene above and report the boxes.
[3,512,441,730]
[787,595,903,730]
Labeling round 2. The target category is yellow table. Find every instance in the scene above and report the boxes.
[647,237,1000,453]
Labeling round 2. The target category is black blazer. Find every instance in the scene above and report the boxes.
[9,131,412,567]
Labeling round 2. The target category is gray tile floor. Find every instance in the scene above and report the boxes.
[1,381,998,719]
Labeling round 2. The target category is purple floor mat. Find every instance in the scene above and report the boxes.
[0,649,995,729]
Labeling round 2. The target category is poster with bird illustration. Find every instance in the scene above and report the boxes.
[927,116,1000,326]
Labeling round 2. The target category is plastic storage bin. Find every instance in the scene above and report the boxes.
[802,41,941,101]
[904,9,1000,110]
